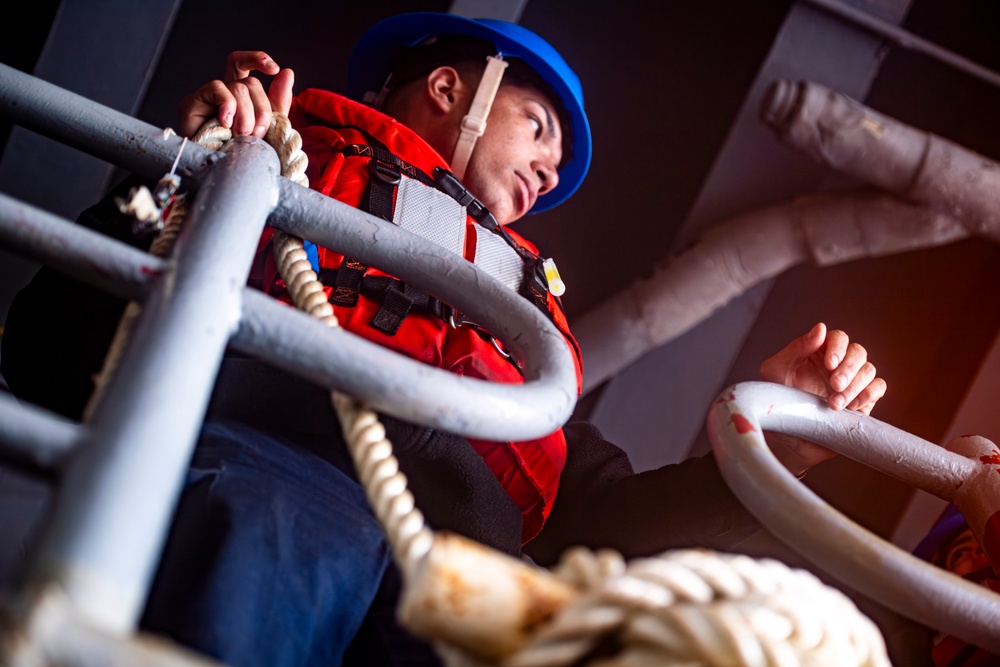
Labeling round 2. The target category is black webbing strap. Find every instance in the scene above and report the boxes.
[371,281,423,335]
[319,268,452,333]
[340,144,438,187]
[329,258,366,307]
[520,261,552,316]
[361,159,400,222]
[340,153,407,306]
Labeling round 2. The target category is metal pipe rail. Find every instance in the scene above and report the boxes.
[0,58,578,652]
[0,191,575,441]
[0,61,578,440]
[708,381,1000,653]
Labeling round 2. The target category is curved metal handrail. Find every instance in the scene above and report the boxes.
[707,381,1000,653]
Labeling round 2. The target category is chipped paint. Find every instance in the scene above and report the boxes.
[978,449,1000,473]
[732,413,756,434]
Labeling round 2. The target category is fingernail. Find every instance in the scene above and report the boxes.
[830,394,845,410]
[829,354,840,366]
[222,110,234,127]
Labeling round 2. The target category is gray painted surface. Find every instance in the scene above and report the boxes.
[0,0,181,345]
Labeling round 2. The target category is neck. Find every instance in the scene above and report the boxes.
[381,77,474,169]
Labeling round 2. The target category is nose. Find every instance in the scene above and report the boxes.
[534,160,559,195]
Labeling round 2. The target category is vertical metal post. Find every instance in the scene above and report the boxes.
[22,138,280,635]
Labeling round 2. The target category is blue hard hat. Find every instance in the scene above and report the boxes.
[347,12,592,214]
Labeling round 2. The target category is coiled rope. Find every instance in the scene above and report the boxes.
[97,115,892,666]
[498,547,887,667]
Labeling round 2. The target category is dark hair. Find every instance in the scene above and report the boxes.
[382,34,574,164]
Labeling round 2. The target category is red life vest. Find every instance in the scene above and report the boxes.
[253,89,583,542]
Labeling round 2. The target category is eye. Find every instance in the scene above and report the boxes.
[528,115,542,138]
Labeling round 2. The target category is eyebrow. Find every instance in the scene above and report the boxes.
[542,104,558,141]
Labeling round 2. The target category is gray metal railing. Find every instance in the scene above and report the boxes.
[709,381,1000,653]
[0,61,577,660]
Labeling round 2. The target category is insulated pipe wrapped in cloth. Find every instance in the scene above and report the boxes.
[762,79,1000,241]
[575,192,967,394]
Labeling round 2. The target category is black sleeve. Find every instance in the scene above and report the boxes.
[381,416,524,557]
[206,355,526,558]
[1,175,152,420]
[523,421,763,566]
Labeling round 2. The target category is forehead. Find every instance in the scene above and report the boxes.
[500,81,556,107]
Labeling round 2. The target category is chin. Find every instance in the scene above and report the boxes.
[488,201,517,226]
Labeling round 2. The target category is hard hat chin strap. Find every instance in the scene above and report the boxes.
[451,54,508,181]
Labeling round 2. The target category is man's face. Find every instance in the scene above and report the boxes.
[461,83,563,225]
[940,528,991,578]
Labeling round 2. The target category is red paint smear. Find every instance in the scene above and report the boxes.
[716,391,736,405]
[140,265,164,277]
[732,414,756,434]
[980,449,1000,473]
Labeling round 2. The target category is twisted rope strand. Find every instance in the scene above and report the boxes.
[261,116,435,575]
[501,549,889,667]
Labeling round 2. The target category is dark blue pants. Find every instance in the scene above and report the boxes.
[140,421,391,667]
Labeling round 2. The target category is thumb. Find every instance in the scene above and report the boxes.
[269,68,295,117]
[760,322,827,384]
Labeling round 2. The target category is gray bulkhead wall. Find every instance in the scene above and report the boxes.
[586,0,914,472]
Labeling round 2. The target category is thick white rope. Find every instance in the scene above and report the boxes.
[259,115,436,575]
[500,547,889,667]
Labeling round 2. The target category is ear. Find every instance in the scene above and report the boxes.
[425,66,464,114]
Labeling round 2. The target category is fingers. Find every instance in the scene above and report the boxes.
[821,327,849,372]
[177,80,237,138]
[224,51,280,83]
[798,321,827,362]
[765,431,839,477]
[845,375,887,415]
[759,322,826,385]
[179,52,293,139]
[224,51,291,137]
[230,75,273,137]
[759,322,887,416]
[822,329,886,413]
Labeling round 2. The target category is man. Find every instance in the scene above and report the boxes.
[1,12,885,667]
